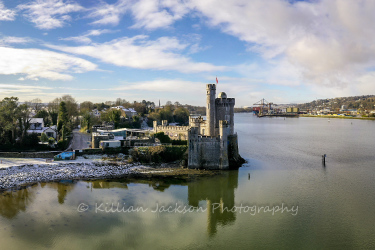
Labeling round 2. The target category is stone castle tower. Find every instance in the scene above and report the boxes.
[153,83,243,169]
[187,83,240,170]
[206,84,216,136]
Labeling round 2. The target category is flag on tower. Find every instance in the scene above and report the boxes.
[216,77,218,84]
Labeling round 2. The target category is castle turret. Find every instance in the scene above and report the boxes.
[206,84,216,136]
[153,120,158,133]
[189,116,204,130]
[219,120,229,169]
[228,98,235,135]
[188,126,200,168]
[215,94,235,135]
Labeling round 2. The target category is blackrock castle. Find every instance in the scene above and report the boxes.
[154,83,244,170]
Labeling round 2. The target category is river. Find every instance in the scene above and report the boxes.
[0,114,374,249]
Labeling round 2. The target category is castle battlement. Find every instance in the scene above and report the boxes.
[198,135,220,141]
[156,125,189,131]
[215,98,235,105]
[206,84,216,90]
[189,116,205,127]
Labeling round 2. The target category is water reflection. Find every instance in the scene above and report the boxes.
[45,181,76,204]
[90,172,239,236]
[0,181,77,219]
[0,171,239,239]
[188,171,238,236]
[0,189,35,219]
[90,178,182,192]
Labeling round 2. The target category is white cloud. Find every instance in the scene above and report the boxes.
[130,0,188,29]
[234,60,302,87]
[0,36,33,45]
[60,29,117,44]
[60,35,92,44]
[88,0,129,26]
[0,83,54,101]
[0,1,16,21]
[112,78,266,106]
[113,79,203,92]
[0,47,97,80]
[18,0,83,29]
[82,0,375,89]
[308,71,375,100]
[0,83,52,90]
[112,79,208,105]
[186,0,375,88]
[87,0,188,29]
[47,35,225,73]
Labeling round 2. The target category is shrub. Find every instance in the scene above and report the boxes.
[171,140,187,145]
[23,133,40,148]
[154,132,171,143]
[57,139,69,150]
[40,133,48,143]
[129,145,187,163]
[48,137,55,145]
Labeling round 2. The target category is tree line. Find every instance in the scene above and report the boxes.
[0,95,195,150]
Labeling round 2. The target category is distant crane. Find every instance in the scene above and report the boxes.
[253,99,277,115]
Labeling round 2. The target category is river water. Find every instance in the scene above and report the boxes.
[0,114,374,249]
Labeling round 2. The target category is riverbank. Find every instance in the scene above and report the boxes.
[300,114,375,120]
[0,155,221,191]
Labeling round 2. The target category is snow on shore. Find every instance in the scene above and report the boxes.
[0,155,150,191]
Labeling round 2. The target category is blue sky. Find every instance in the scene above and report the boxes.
[1,0,375,107]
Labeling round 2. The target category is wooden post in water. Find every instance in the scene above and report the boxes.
[248,173,250,180]
[322,154,326,166]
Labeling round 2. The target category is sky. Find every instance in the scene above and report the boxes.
[1,0,375,107]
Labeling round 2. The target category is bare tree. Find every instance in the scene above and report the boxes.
[31,98,43,113]
[61,95,78,118]
[48,98,60,113]
[80,101,94,113]
[105,101,114,106]
[115,98,127,106]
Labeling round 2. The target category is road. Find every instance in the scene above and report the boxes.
[70,129,91,150]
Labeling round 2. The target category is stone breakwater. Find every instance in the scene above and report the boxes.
[0,162,147,191]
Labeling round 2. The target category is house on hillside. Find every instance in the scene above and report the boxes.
[29,118,44,130]
[26,118,58,139]
[92,109,101,118]
[42,127,58,139]
[112,106,138,118]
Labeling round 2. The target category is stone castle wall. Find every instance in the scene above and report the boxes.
[188,131,222,169]
[188,122,230,170]
[215,98,235,135]
[153,121,189,140]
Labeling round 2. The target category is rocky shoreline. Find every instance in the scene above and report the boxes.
[0,158,221,191]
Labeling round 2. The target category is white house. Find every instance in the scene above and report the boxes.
[112,106,138,118]
[42,127,58,139]
[29,118,44,130]
[92,109,101,117]
[26,119,58,139]
[124,108,137,118]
